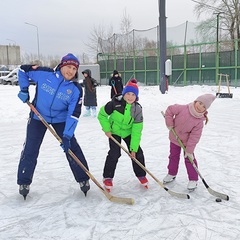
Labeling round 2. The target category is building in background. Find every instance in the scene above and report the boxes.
[0,45,21,69]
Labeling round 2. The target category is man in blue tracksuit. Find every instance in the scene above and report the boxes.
[17,53,90,199]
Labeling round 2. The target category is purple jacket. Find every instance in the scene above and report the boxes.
[165,104,206,154]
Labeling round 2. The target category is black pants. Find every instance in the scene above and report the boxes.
[17,118,89,185]
[103,134,146,178]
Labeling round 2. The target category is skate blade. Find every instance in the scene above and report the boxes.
[22,195,27,200]
[188,188,196,192]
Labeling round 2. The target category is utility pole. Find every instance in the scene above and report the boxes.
[215,12,223,84]
[158,0,167,94]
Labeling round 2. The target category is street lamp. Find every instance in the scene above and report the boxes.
[25,22,40,60]
[6,39,16,45]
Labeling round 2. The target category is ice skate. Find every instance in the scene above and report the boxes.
[103,178,113,192]
[79,180,90,196]
[19,185,30,200]
[138,176,148,189]
[187,181,198,191]
[163,174,176,184]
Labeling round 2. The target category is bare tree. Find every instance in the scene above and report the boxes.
[21,53,39,64]
[120,8,132,34]
[195,17,216,42]
[87,9,134,57]
[194,0,240,48]
[120,9,133,53]
[85,23,113,58]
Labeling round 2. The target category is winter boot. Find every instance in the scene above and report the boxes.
[103,178,113,192]
[138,176,148,189]
[83,110,91,117]
[187,181,198,191]
[92,109,97,117]
[19,185,30,200]
[163,174,176,183]
[79,180,90,196]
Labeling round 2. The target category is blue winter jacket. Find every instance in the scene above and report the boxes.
[18,65,83,138]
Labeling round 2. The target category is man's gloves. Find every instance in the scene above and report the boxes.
[61,135,71,153]
[185,152,194,160]
[18,88,29,103]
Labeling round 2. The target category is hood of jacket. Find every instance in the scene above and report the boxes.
[82,69,92,77]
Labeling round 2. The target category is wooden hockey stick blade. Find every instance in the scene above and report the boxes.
[68,149,135,205]
[101,189,135,205]
[202,179,229,201]
[207,187,229,201]
[110,136,190,199]
[26,101,134,205]
[165,188,190,199]
[153,178,190,199]
[67,148,134,205]
[208,189,229,200]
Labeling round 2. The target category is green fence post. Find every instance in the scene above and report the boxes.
[234,39,238,87]
[199,45,202,84]
[144,50,147,85]
[183,45,187,85]
[215,13,221,85]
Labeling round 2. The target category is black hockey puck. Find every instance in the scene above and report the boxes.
[216,198,222,202]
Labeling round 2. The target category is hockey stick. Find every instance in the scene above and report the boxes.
[111,80,118,95]
[161,111,229,201]
[26,101,134,205]
[110,136,190,199]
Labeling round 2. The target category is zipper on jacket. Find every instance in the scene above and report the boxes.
[128,117,133,125]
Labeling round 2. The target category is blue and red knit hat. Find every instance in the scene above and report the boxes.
[59,53,80,69]
[122,79,139,98]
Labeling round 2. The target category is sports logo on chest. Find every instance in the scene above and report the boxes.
[57,90,71,101]
[41,83,55,95]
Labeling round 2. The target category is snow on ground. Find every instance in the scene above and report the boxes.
[0,84,240,240]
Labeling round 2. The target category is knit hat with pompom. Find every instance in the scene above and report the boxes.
[122,79,139,98]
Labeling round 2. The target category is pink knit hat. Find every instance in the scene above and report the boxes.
[195,94,216,109]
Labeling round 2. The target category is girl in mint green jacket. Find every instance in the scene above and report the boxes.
[97,79,148,192]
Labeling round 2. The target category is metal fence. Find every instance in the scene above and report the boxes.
[97,39,240,87]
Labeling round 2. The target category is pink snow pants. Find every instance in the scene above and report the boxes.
[167,142,198,181]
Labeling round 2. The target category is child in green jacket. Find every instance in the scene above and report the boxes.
[97,79,148,192]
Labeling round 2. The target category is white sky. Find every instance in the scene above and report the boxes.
[1,0,200,57]
[0,84,239,239]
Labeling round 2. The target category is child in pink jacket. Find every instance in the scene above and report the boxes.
[163,94,216,190]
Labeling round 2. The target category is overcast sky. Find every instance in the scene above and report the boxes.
[1,0,202,59]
